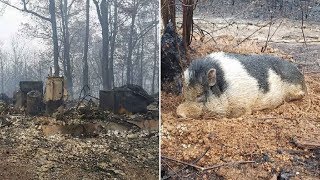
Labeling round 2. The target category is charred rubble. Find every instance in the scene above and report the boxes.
[0,79,158,134]
[0,78,159,179]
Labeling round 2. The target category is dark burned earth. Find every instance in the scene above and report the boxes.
[161,34,320,180]
[0,101,159,179]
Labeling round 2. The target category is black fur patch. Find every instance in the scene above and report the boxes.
[188,57,228,98]
[228,53,304,93]
[228,53,271,93]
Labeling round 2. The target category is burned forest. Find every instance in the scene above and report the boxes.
[161,0,320,179]
[0,0,159,179]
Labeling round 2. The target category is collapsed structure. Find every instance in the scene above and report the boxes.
[1,76,157,118]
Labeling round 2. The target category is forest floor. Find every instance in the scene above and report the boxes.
[161,15,320,179]
[0,105,159,179]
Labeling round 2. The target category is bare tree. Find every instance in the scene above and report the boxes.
[139,37,144,87]
[93,0,111,90]
[0,0,60,76]
[60,0,74,98]
[82,0,90,94]
[126,0,138,85]
[109,0,118,88]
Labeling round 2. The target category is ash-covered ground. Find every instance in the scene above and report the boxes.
[0,104,159,179]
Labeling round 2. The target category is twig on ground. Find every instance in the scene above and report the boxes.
[162,155,210,171]
[162,155,255,172]
[162,159,183,179]
[256,117,292,120]
[202,160,255,171]
[292,139,320,150]
[163,147,210,179]
[268,40,320,44]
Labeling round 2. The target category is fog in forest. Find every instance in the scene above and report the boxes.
[0,0,159,98]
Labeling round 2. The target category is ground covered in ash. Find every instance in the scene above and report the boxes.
[0,106,159,179]
[161,14,320,179]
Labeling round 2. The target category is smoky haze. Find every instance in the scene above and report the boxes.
[0,0,159,98]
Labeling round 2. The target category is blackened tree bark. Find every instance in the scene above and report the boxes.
[93,0,111,90]
[133,42,140,85]
[49,0,60,76]
[161,0,176,28]
[182,0,194,47]
[126,1,137,85]
[139,37,144,87]
[109,0,118,88]
[82,0,90,94]
[60,0,73,98]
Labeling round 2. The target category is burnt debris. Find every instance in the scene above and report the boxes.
[161,22,185,93]
[100,84,155,114]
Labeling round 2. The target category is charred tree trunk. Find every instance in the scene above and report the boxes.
[133,42,140,85]
[126,5,137,85]
[109,0,118,88]
[49,0,60,76]
[161,0,176,28]
[60,0,73,98]
[93,0,110,90]
[121,69,124,86]
[182,0,194,47]
[139,37,144,87]
[24,59,27,80]
[83,0,90,94]
[101,0,110,90]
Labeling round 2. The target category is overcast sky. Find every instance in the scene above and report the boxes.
[0,5,26,49]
